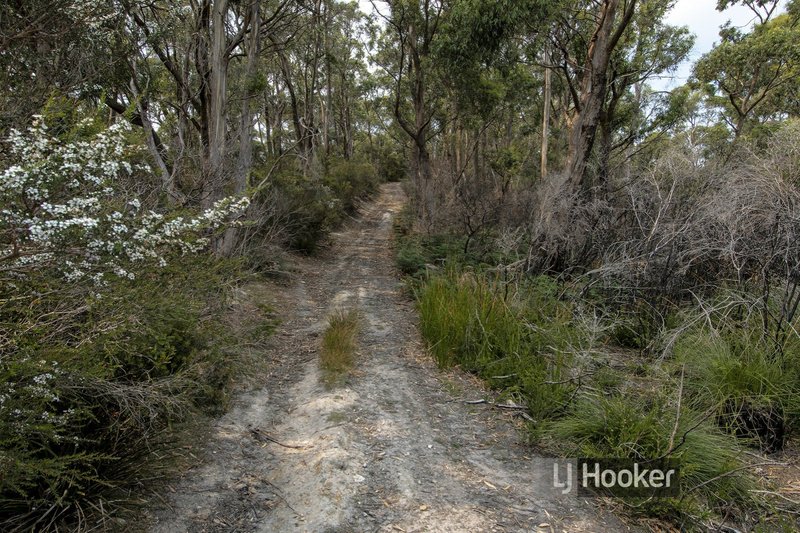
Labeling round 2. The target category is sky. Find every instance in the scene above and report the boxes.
[658,0,777,90]
[356,0,784,91]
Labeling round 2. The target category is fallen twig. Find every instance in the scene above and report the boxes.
[517,411,535,422]
[264,479,301,517]
[667,364,685,453]
[249,428,308,449]
[686,462,788,494]
[750,489,800,506]
[464,399,533,417]
[495,403,528,410]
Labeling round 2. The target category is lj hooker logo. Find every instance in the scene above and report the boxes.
[552,458,680,498]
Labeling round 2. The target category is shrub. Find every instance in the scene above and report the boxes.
[324,158,380,213]
[249,158,380,254]
[362,142,406,183]
[395,234,465,277]
[0,122,251,529]
[262,170,339,253]
[0,119,249,283]
[0,255,240,529]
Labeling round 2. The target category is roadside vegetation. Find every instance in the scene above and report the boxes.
[0,1,390,529]
[383,0,800,529]
[396,123,800,530]
[400,250,800,530]
[0,116,383,532]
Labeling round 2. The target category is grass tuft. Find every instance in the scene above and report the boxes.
[674,325,798,452]
[408,263,793,529]
[320,308,360,383]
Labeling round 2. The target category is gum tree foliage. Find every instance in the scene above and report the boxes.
[435,0,551,116]
[594,0,693,182]
[694,0,800,141]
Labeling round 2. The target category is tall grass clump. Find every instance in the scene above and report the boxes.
[416,268,582,419]
[320,308,360,384]
[410,263,786,528]
[674,323,800,452]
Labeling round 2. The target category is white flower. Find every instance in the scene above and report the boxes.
[1,120,251,286]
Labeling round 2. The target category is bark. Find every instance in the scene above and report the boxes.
[622,81,642,181]
[219,0,262,256]
[541,57,551,180]
[138,100,178,202]
[565,0,636,193]
[105,95,183,203]
[323,0,332,157]
[410,42,434,223]
[233,0,261,196]
[273,39,314,173]
[342,90,354,159]
[207,0,229,207]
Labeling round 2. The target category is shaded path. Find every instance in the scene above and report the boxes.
[145,183,632,533]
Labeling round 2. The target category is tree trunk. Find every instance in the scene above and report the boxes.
[206,0,229,207]
[414,138,434,227]
[565,0,636,194]
[323,0,332,158]
[219,0,261,256]
[139,99,178,202]
[541,55,551,180]
[233,0,260,196]
[622,81,642,181]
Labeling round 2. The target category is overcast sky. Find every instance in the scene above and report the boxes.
[658,0,779,89]
[356,0,784,90]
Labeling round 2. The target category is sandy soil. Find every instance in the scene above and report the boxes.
[143,183,634,533]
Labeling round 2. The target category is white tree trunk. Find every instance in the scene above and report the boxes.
[541,56,551,180]
[207,0,229,207]
[220,0,261,256]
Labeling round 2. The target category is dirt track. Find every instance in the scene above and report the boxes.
[145,182,632,533]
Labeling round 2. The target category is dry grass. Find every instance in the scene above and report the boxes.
[320,308,360,382]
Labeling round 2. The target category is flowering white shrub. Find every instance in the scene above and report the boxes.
[0,117,253,518]
[0,118,250,284]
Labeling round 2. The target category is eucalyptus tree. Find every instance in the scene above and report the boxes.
[694,1,800,143]
[112,0,300,208]
[595,0,693,183]
[549,0,639,193]
[371,0,449,224]
[323,1,371,160]
[547,0,693,194]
